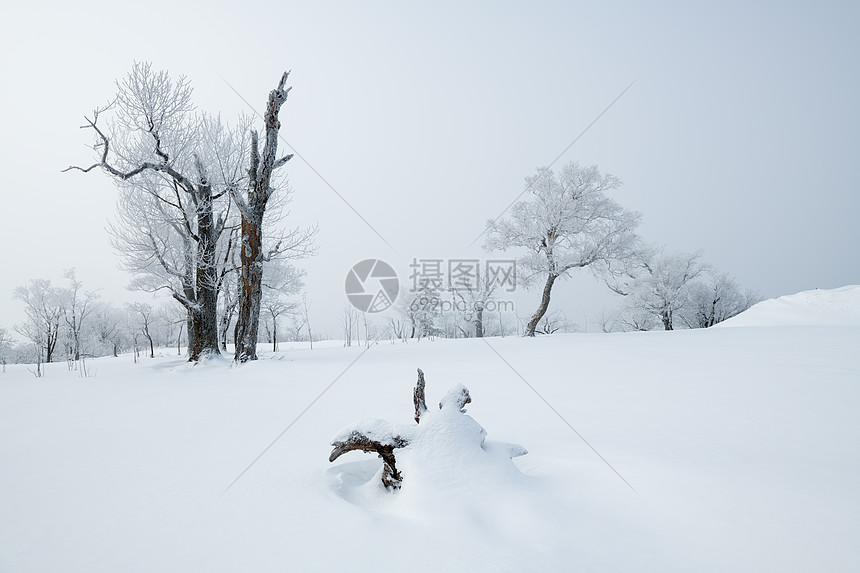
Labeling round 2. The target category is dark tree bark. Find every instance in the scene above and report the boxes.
[329,432,408,490]
[414,368,427,423]
[145,329,154,358]
[475,304,484,338]
[66,105,222,362]
[233,213,263,361]
[45,319,60,364]
[329,369,517,491]
[232,72,294,363]
[187,172,221,360]
[525,272,558,337]
[661,309,673,331]
[330,369,431,489]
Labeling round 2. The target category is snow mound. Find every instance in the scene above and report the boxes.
[718,285,860,327]
[328,377,527,500]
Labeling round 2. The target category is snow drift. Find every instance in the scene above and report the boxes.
[718,285,860,327]
[1,286,859,572]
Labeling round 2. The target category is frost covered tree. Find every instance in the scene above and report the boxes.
[260,259,303,352]
[453,273,499,338]
[230,72,316,363]
[14,279,63,364]
[391,286,445,340]
[68,64,314,362]
[295,295,314,349]
[67,63,242,361]
[535,308,577,335]
[485,162,640,336]
[158,302,188,355]
[616,306,660,332]
[90,303,127,358]
[342,305,360,347]
[217,274,239,352]
[60,269,98,361]
[127,302,156,358]
[620,249,708,331]
[0,327,10,372]
[682,271,759,328]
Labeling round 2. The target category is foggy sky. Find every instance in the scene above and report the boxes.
[1,0,857,336]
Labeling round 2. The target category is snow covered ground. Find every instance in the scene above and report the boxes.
[2,287,859,572]
[718,285,860,327]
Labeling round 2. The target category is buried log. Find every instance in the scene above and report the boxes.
[329,368,525,490]
[329,425,408,489]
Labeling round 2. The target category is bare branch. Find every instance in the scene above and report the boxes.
[272,154,294,170]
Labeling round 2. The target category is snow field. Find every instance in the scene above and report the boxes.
[1,288,858,571]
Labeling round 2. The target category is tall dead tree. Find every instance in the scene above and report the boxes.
[231,72,294,362]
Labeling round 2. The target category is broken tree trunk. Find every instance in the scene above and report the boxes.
[329,368,521,491]
[232,72,294,363]
[414,367,427,423]
[328,424,408,489]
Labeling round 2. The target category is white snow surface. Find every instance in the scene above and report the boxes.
[718,284,860,327]
[1,287,859,572]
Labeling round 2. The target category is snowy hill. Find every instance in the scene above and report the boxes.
[1,295,859,572]
[719,285,860,327]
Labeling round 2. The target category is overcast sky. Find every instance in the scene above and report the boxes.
[0,0,857,336]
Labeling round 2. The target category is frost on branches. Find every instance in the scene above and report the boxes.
[484,161,641,336]
[66,63,315,362]
[329,368,527,490]
[609,249,760,331]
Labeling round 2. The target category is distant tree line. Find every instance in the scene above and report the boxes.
[0,268,316,373]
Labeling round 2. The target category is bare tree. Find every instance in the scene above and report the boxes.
[14,279,63,364]
[230,72,317,363]
[67,63,249,361]
[391,285,445,341]
[342,306,355,347]
[258,259,303,352]
[159,302,188,355]
[60,269,98,361]
[453,273,500,338]
[683,271,760,328]
[298,294,313,349]
[127,302,156,358]
[596,308,619,333]
[0,327,10,372]
[218,272,239,352]
[616,306,660,332]
[535,308,577,335]
[91,302,127,357]
[485,162,641,336]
